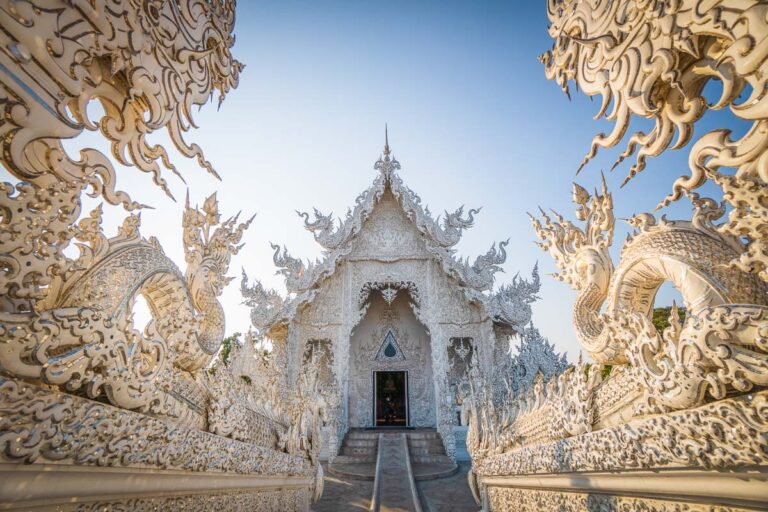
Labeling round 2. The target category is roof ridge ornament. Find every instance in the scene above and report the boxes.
[374,123,401,179]
[384,123,391,157]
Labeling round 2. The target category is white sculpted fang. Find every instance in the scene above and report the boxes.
[541,0,768,283]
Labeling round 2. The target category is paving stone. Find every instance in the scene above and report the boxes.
[313,462,374,512]
[417,462,479,512]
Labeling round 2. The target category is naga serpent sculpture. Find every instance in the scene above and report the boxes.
[532,179,768,410]
[534,0,768,412]
[1,6,328,504]
[0,191,253,419]
[0,0,242,307]
[0,0,249,416]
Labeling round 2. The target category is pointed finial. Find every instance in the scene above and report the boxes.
[383,123,391,157]
[374,124,401,176]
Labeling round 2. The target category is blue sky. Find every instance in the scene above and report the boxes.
[16,1,745,360]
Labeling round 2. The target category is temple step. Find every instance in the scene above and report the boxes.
[329,428,457,490]
[332,454,377,464]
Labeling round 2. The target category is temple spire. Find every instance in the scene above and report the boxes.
[374,124,401,178]
[384,123,390,157]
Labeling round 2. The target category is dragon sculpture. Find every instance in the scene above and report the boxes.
[531,0,768,412]
[532,181,767,409]
[0,0,242,309]
[464,2,768,508]
[1,188,253,418]
[0,0,249,415]
[0,2,327,504]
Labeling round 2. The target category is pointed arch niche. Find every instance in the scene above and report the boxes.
[347,287,435,428]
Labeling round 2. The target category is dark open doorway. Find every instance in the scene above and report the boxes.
[374,371,408,427]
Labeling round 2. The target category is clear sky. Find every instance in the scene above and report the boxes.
[14,1,745,360]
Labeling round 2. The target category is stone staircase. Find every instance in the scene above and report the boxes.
[332,429,379,465]
[328,428,457,482]
[406,430,450,464]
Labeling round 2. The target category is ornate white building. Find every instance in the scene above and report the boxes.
[241,133,548,460]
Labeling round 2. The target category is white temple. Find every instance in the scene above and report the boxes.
[241,131,550,460]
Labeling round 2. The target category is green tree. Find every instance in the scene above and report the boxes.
[220,332,241,364]
[652,306,686,334]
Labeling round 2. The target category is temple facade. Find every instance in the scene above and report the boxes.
[241,134,547,459]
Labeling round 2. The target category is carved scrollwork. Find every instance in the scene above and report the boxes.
[541,0,768,283]
[473,390,768,476]
[72,488,310,512]
[0,377,311,475]
[358,280,421,309]
[0,308,166,410]
[0,0,241,209]
[628,304,768,412]
[0,180,82,305]
[487,487,749,512]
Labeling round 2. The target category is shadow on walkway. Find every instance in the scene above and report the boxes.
[313,462,373,512]
[417,461,478,512]
[313,461,479,512]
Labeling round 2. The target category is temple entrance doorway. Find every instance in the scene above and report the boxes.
[348,291,435,429]
[374,371,408,427]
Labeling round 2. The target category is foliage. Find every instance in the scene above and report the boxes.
[652,307,687,334]
[582,363,612,380]
[220,332,241,364]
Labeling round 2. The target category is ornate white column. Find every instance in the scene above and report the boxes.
[424,264,457,460]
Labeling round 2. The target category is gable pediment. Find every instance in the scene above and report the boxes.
[348,192,430,260]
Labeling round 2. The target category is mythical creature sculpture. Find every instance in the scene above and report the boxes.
[241,272,288,333]
[467,3,768,509]
[486,264,541,329]
[541,0,768,282]
[277,360,329,503]
[0,2,327,508]
[0,0,242,316]
[0,0,253,431]
[1,190,252,414]
[457,240,509,292]
[532,181,767,409]
[531,177,765,364]
[530,178,623,363]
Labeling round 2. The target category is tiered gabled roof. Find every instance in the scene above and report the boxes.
[242,133,540,334]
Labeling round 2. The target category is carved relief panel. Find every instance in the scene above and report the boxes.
[348,191,430,261]
[348,293,435,428]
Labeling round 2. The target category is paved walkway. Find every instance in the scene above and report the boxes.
[314,456,478,512]
[313,463,373,512]
[416,462,478,512]
[376,434,419,511]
